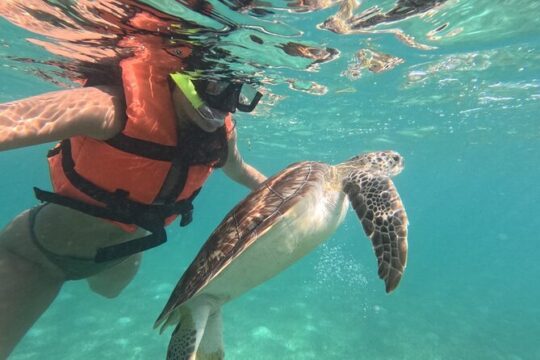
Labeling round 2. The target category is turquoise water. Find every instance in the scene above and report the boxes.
[1,1,539,359]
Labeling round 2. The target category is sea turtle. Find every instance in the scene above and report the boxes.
[155,150,409,360]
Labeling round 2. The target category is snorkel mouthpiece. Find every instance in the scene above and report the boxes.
[170,72,227,131]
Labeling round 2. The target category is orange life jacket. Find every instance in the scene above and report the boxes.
[34,35,234,262]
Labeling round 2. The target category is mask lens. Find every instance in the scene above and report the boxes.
[193,79,262,113]
[205,81,229,96]
[194,80,235,112]
[237,84,262,112]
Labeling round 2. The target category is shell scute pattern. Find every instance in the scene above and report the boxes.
[156,161,331,322]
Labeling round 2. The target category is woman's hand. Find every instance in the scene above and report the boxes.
[222,128,266,190]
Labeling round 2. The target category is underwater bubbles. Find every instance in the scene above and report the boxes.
[313,242,369,297]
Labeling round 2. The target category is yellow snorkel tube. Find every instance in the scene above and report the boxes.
[170,73,204,110]
[170,73,227,132]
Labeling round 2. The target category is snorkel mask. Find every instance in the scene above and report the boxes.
[193,79,263,113]
[170,73,262,116]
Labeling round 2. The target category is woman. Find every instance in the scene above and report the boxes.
[0,68,266,356]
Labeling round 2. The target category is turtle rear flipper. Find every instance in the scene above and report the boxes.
[166,301,224,360]
[198,308,224,360]
[343,171,408,293]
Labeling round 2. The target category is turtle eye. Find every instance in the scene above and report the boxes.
[392,155,400,162]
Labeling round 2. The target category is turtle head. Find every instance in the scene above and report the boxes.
[347,151,404,177]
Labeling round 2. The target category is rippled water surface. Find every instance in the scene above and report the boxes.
[1,0,539,359]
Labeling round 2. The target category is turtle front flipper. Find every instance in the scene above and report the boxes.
[343,171,408,293]
[166,300,224,360]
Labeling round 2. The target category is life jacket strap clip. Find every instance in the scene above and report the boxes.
[180,209,193,227]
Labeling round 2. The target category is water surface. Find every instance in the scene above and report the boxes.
[1,0,539,359]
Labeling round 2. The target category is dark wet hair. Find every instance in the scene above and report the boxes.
[179,119,231,168]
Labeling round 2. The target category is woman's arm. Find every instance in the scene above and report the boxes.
[0,86,125,151]
[222,128,266,190]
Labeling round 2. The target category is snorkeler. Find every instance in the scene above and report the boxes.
[0,41,267,359]
[0,0,352,354]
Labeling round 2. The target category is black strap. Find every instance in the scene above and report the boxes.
[34,187,199,262]
[94,228,167,263]
[35,138,204,262]
[34,187,133,224]
[105,133,178,161]
[34,187,195,229]
[92,192,196,262]
[34,186,167,262]
[59,139,135,207]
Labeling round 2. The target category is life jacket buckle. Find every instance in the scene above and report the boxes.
[179,209,193,227]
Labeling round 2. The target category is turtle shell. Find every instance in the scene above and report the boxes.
[156,160,330,325]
